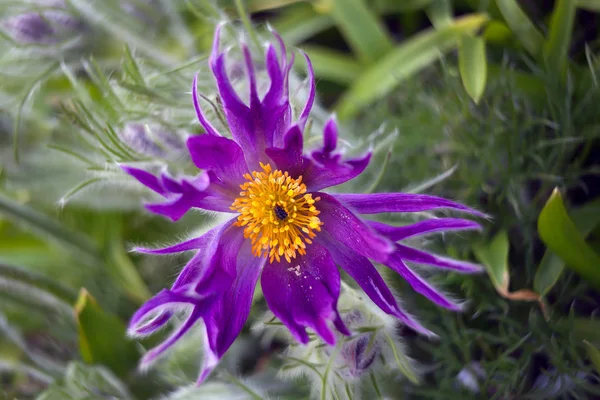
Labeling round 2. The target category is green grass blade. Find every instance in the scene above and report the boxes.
[334,13,489,119]
[301,45,362,84]
[328,0,394,64]
[459,34,487,103]
[495,0,544,57]
[537,189,600,289]
[543,0,576,81]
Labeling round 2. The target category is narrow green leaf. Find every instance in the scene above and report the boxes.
[426,0,452,29]
[495,0,544,57]
[301,45,362,84]
[383,331,419,384]
[67,0,177,65]
[583,341,600,375]
[272,4,334,45]
[335,13,488,119]
[577,0,600,11]
[534,198,600,296]
[373,0,435,13]
[459,35,487,103]
[105,225,151,303]
[74,289,139,377]
[13,62,59,163]
[473,230,509,291]
[329,0,394,64]
[0,195,101,262]
[0,262,78,304]
[37,362,133,400]
[543,0,576,81]
[537,189,600,289]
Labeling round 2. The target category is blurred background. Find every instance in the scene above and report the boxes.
[1,0,600,399]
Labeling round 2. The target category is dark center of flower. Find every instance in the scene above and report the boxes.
[273,205,288,220]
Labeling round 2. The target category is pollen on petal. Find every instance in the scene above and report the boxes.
[230,164,322,262]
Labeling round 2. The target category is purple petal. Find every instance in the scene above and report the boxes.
[128,289,203,336]
[122,165,232,220]
[121,165,168,195]
[242,44,260,106]
[262,44,284,110]
[192,74,221,137]
[303,153,371,192]
[334,193,487,217]
[207,25,293,168]
[140,307,206,367]
[186,134,249,194]
[135,311,173,336]
[297,52,315,131]
[368,218,482,241]
[396,244,484,273]
[301,118,371,191]
[316,193,394,264]
[199,241,266,383]
[386,252,463,311]
[261,242,348,345]
[317,233,435,336]
[168,220,237,292]
[265,124,305,177]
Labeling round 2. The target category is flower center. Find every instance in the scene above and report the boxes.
[230,163,322,263]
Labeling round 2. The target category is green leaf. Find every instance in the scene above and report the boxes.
[458,35,487,103]
[301,45,362,84]
[37,362,133,400]
[495,0,544,57]
[271,3,334,45]
[483,20,513,44]
[74,289,139,377]
[328,0,394,64]
[474,230,539,301]
[0,195,101,263]
[104,219,151,303]
[474,230,509,292]
[383,331,419,384]
[569,318,600,345]
[584,341,600,375]
[577,0,600,11]
[534,198,600,296]
[67,0,178,65]
[543,0,576,81]
[537,189,600,289]
[335,13,489,119]
[426,0,452,29]
[0,262,78,304]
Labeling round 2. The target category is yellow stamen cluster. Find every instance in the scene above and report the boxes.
[230,163,322,263]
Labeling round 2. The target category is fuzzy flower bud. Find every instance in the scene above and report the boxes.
[1,1,84,45]
[119,123,186,160]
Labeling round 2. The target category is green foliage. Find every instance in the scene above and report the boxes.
[2,0,600,398]
[538,189,600,289]
[74,289,139,378]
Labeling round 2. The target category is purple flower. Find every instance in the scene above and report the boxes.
[123,24,485,383]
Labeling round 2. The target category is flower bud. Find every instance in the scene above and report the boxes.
[2,2,84,45]
[119,123,186,160]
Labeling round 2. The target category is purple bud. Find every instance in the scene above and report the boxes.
[339,334,378,378]
[120,123,186,159]
[2,5,83,45]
